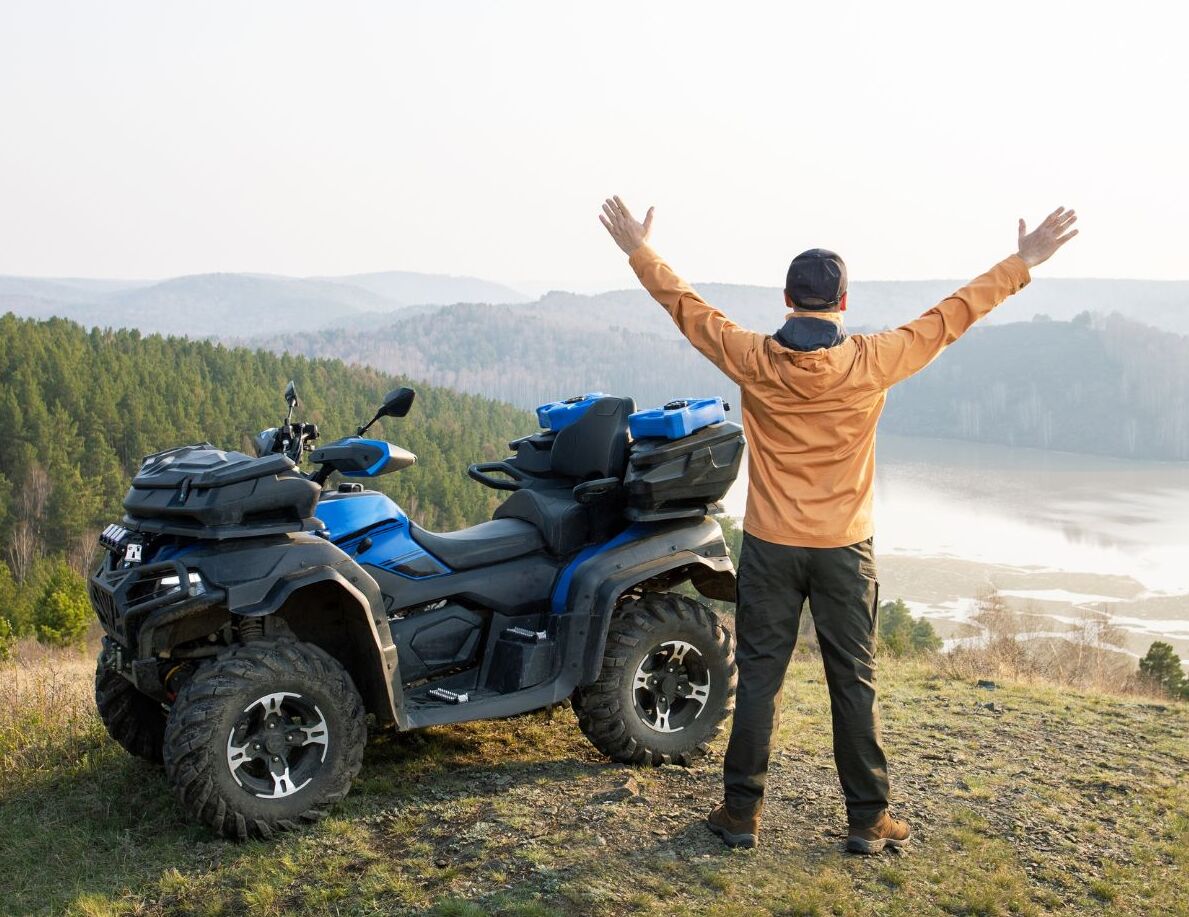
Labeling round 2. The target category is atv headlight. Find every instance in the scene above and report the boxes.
[158,572,204,594]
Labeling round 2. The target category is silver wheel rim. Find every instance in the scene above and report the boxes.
[225,691,329,799]
[632,639,711,733]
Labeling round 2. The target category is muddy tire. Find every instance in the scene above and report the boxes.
[573,592,736,766]
[162,638,366,841]
[95,655,167,764]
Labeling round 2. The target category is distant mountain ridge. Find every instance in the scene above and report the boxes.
[527,276,1189,339]
[0,270,526,338]
[3,266,1185,340]
[309,270,525,309]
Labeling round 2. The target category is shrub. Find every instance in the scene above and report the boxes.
[0,615,14,662]
[0,556,59,637]
[32,562,91,647]
[878,598,941,657]
[0,561,18,642]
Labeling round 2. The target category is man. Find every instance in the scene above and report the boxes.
[599,197,1078,853]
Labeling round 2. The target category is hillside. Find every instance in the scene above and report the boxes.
[0,313,534,583]
[259,305,1189,462]
[259,302,732,413]
[1,646,1184,915]
[885,312,1189,459]
[0,270,526,338]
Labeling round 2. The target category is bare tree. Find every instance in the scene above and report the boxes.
[7,519,40,583]
[68,532,100,578]
[6,467,51,582]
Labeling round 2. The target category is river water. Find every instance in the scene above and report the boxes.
[721,434,1189,658]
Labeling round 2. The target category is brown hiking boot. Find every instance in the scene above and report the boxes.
[707,801,761,849]
[846,811,911,854]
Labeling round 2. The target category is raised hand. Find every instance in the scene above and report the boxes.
[1018,207,1079,268]
[599,196,654,255]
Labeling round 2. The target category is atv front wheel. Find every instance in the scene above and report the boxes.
[95,655,167,764]
[573,592,736,766]
[163,638,366,840]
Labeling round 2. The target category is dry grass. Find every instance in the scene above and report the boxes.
[0,638,104,787]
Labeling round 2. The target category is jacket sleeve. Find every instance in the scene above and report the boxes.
[864,255,1031,388]
[628,244,765,385]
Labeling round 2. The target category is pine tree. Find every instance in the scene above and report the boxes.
[1138,641,1186,698]
[879,598,941,657]
[32,560,91,647]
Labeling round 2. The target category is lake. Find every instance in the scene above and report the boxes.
[721,434,1189,660]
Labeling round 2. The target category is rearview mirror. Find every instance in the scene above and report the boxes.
[379,387,416,419]
[284,380,299,407]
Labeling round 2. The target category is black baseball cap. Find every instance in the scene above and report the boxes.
[785,249,847,310]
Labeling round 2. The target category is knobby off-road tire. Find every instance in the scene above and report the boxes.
[573,592,736,766]
[95,655,167,764]
[163,638,366,841]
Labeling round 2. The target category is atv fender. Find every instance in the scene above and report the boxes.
[564,517,736,685]
[157,533,403,727]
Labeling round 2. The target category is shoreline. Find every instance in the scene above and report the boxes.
[875,551,1189,662]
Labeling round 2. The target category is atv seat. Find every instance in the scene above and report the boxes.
[494,487,591,555]
[409,519,544,571]
[493,396,635,555]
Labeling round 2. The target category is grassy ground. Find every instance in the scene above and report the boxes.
[1,643,1186,917]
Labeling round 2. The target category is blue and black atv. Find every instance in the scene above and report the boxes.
[89,384,744,839]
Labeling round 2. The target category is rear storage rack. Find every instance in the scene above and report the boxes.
[624,420,745,521]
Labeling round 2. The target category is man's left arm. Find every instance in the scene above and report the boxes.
[602,197,764,385]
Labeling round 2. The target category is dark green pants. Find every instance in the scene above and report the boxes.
[723,532,889,827]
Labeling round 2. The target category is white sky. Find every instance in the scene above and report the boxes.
[0,1,1184,292]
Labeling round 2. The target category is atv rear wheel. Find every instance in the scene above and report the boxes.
[163,637,366,840]
[95,655,167,764]
[573,592,736,766]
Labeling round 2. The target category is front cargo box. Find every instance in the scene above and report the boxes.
[624,421,745,520]
[122,443,322,538]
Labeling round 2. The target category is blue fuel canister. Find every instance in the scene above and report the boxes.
[628,397,727,440]
[535,393,608,431]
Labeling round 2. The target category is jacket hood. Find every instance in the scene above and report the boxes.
[766,313,854,399]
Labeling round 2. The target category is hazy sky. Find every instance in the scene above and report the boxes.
[1,1,1184,293]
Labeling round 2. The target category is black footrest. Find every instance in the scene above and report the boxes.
[426,687,469,704]
[504,626,548,643]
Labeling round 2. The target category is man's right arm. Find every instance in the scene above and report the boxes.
[865,207,1078,388]
[599,195,764,385]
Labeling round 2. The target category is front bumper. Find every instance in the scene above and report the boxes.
[89,547,226,650]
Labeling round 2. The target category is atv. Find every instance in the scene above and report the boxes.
[89,383,744,839]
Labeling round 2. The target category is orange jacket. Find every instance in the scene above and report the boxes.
[628,244,1032,548]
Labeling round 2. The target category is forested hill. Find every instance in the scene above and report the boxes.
[0,314,533,577]
[258,302,730,412]
[259,308,1189,462]
[885,312,1189,459]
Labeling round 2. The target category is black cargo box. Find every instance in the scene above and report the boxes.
[624,422,745,521]
[122,443,322,539]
